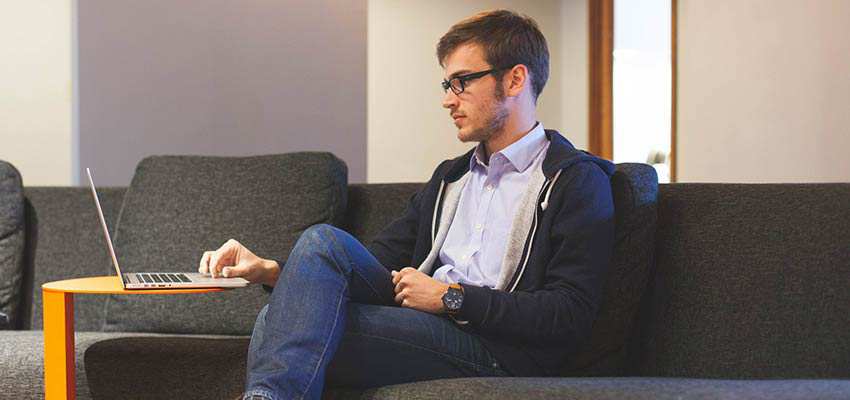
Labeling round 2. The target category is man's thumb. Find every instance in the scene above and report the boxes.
[222,265,248,278]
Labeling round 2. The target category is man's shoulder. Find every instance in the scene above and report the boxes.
[542,129,615,178]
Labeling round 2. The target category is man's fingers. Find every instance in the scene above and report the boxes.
[208,247,229,278]
[394,278,409,294]
[392,267,416,285]
[208,241,237,278]
[394,289,406,305]
[198,251,213,274]
[208,251,221,278]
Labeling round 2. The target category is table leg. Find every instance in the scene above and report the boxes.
[43,290,75,400]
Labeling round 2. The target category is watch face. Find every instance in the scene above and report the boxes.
[443,288,463,311]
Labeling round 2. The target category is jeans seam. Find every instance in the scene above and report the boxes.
[351,265,388,303]
[348,331,498,374]
[300,277,348,400]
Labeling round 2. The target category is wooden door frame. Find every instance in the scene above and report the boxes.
[588,0,678,182]
[588,0,614,161]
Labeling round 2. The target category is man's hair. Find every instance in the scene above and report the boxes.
[437,9,550,101]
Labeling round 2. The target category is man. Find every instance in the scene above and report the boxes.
[200,9,615,400]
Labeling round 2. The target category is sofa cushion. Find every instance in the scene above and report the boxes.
[324,377,850,400]
[103,153,347,335]
[0,161,25,329]
[560,163,658,376]
[0,330,248,400]
[83,333,249,400]
[639,183,850,378]
[21,187,126,331]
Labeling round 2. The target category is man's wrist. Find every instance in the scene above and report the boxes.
[441,283,464,315]
[438,283,451,313]
[262,259,280,287]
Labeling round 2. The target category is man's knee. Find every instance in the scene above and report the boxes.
[292,224,339,255]
[289,224,351,275]
[300,223,337,244]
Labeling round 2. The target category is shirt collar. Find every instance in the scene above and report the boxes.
[470,122,547,173]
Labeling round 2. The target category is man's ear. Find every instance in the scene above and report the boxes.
[505,64,529,98]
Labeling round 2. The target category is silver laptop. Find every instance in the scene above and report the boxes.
[87,168,249,289]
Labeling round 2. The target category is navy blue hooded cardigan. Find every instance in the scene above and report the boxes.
[368,130,616,376]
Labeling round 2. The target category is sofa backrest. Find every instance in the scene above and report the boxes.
[635,183,850,379]
[102,153,348,335]
[563,163,658,376]
[341,183,423,245]
[20,182,420,332]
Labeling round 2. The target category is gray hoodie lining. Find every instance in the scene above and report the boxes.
[417,173,470,275]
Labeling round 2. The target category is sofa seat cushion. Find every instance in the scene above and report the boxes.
[0,161,24,329]
[0,330,250,400]
[324,377,850,400]
[104,153,348,335]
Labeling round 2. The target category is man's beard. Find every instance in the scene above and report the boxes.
[466,85,509,143]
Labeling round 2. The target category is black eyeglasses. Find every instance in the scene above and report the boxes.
[441,68,507,95]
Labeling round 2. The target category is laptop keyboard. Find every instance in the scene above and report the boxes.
[136,273,191,284]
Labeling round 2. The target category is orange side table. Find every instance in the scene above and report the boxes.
[42,276,225,400]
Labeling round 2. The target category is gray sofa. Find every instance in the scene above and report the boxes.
[0,154,848,400]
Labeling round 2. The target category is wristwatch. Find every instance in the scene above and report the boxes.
[441,283,464,315]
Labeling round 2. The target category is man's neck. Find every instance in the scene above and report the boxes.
[482,115,538,160]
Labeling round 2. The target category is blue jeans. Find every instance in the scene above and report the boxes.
[243,224,508,400]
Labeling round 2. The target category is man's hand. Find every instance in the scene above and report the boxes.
[391,267,449,314]
[199,239,280,286]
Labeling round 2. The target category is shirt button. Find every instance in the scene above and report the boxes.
[486,185,494,191]
[475,224,483,231]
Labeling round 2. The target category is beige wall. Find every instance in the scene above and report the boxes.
[678,0,850,183]
[560,0,589,152]
[367,1,588,183]
[0,1,74,185]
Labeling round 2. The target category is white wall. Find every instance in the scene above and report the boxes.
[368,0,588,183]
[678,0,850,183]
[0,1,74,186]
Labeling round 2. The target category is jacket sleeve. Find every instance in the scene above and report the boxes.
[367,160,449,271]
[455,162,615,346]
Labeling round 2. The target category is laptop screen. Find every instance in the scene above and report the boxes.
[86,168,125,287]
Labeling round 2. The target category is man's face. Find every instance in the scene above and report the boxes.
[441,43,509,144]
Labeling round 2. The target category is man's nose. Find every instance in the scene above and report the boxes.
[442,90,459,109]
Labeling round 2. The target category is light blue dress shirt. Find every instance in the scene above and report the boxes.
[433,122,550,288]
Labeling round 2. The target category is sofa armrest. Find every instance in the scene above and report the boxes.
[0,312,9,329]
